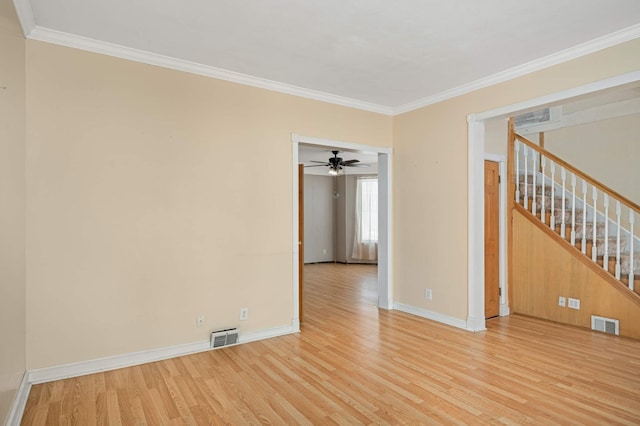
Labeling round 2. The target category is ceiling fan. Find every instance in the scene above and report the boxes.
[305,150,370,175]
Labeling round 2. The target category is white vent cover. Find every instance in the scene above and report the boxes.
[591,315,619,335]
[514,106,561,134]
[210,328,239,348]
[515,108,551,127]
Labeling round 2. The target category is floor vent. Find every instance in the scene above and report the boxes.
[210,328,239,348]
[591,315,619,335]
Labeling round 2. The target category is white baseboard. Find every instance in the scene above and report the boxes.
[394,302,474,331]
[28,324,296,385]
[5,372,31,426]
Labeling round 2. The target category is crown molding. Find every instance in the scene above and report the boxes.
[26,26,394,116]
[11,0,35,37]
[392,23,640,115]
[17,14,640,117]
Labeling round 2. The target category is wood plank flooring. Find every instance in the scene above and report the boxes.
[22,263,640,425]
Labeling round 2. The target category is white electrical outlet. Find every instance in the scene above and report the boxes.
[425,289,433,300]
[558,296,566,307]
[568,298,580,310]
[196,314,205,327]
[240,307,249,321]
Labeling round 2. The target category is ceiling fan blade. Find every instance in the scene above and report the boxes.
[309,160,330,164]
[304,164,329,168]
[345,163,371,167]
[341,159,360,165]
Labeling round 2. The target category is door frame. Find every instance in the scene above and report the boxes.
[466,70,640,332]
[484,154,507,317]
[291,134,393,331]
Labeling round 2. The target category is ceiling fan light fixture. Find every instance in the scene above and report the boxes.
[328,166,339,176]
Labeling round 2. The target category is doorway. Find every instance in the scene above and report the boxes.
[467,71,640,332]
[291,134,392,331]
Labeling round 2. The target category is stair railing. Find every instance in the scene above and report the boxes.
[508,119,639,292]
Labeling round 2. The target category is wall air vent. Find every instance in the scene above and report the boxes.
[515,108,551,127]
[591,315,619,335]
[210,328,239,348]
[514,106,562,134]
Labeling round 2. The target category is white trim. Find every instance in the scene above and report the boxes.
[27,324,295,384]
[25,26,393,116]
[471,71,640,122]
[467,72,640,332]
[393,302,473,331]
[18,19,639,117]
[377,152,393,309]
[291,140,301,329]
[5,372,31,426]
[484,153,509,316]
[10,0,35,37]
[467,121,486,332]
[292,134,393,315]
[394,24,640,115]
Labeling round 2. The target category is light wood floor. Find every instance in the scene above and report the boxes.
[22,263,640,425]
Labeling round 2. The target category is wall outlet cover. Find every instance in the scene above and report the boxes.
[558,296,566,307]
[568,298,580,310]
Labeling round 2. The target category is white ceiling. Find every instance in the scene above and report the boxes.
[12,0,640,114]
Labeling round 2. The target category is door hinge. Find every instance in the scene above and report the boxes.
[498,175,501,184]
[499,288,502,296]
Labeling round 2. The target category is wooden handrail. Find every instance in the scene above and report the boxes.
[513,132,640,213]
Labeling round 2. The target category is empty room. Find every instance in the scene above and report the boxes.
[2,0,640,424]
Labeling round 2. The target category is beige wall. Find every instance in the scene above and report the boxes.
[25,40,392,369]
[11,16,640,376]
[393,39,640,321]
[0,0,26,421]
[544,113,640,205]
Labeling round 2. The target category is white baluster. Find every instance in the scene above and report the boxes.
[560,168,566,239]
[592,186,598,262]
[582,180,588,255]
[550,162,556,229]
[570,174,576,246]
[616,201,621,279]
[515,142,520,203]
[541,157,546,225]
[523,146,529,210]
[532,151,538,216]
[603,195,609,272]
[630,211,635,291]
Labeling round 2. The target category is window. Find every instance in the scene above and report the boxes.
[352,177,378,260]
[358,178,378,242]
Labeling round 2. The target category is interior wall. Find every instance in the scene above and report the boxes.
[544,113,640,205]
[24,40,392,370]
[303,175,335,263]
[0,0,26,421]
[393,38,640,322]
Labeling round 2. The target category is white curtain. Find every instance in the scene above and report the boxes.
[352,177,378,261]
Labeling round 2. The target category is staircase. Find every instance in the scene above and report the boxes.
[517,174,639,293]
[509,124,639,299]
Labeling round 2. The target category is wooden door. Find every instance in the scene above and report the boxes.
[484,160,500,319]
[298,164,304,323]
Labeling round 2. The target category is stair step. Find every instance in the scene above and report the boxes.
[521,183,554,197]
[575,235,628,257]
[572,223,608,239]
[618,253,640,275]
[620,277,640,296]
[553,209,584,224]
